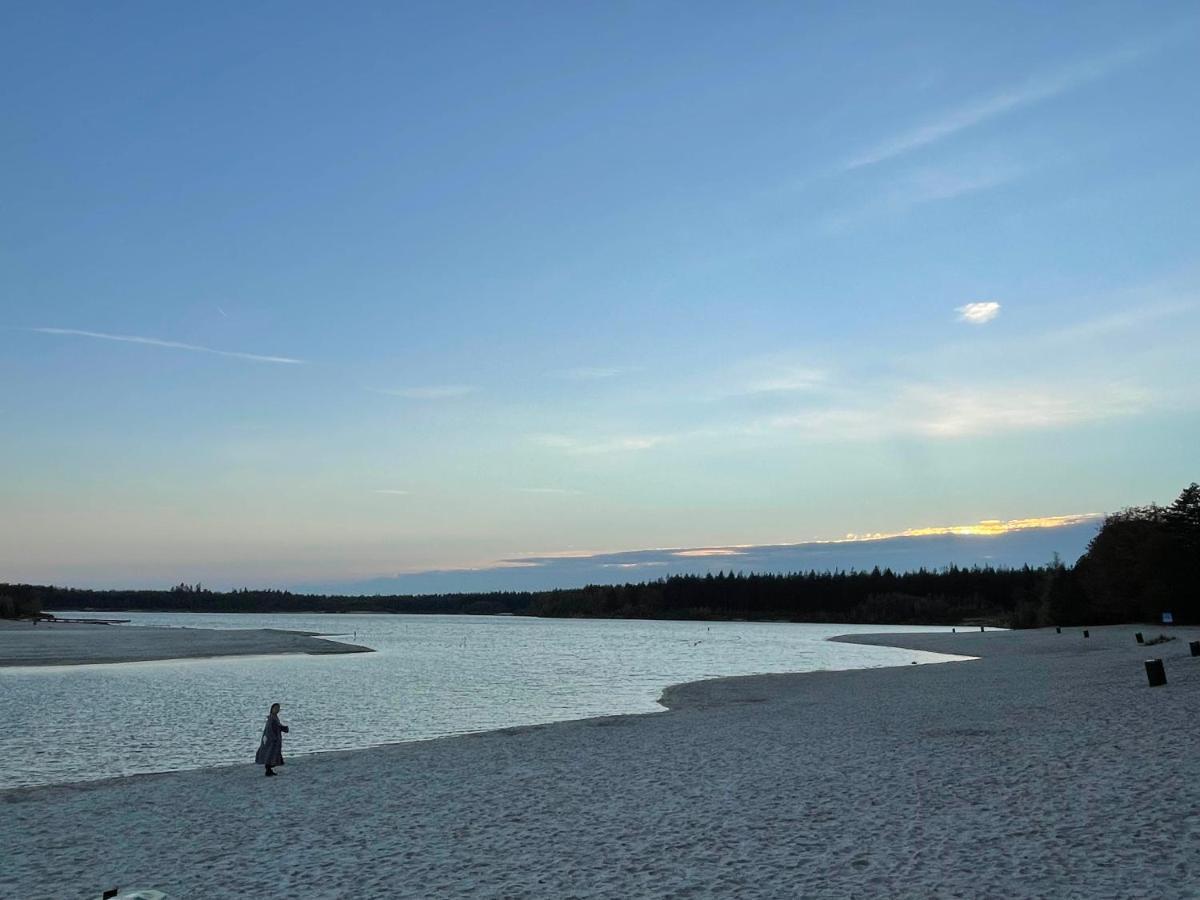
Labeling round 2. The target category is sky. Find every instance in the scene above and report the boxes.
[2,2,1198,591]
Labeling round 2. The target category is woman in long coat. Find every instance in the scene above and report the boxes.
[254,702,289,776]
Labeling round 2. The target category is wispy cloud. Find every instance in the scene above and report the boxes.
[752,408,888,443]
[956,301,1001,324]
[538,376,1149,452]
[558,366,627,381]
[373,385,477,400]
[373,489,411,496]
[907,383,1145,437]
[28,327,304,364]
[740,367,828,395]
[838,42,1152,172]
[897,163,1027,204]
[709,358,831,399]
[514,487,584,495]
[822,159,1028,232]
[530,432,670,455]
[758,380,1147,441]
[1045,298,1197,343]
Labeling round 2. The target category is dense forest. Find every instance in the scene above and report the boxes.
[3,483,1196,628]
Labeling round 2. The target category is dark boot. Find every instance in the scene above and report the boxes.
[265,767,276,776]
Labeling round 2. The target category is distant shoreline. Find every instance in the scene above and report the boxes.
[0,619,373,667]
[3,566,1051,628]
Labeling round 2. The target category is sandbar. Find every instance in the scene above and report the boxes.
[0,619,373,667]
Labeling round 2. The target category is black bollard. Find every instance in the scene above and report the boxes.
[1190,640,1199,657]
[980,625,985,633]
[1145,659,1166,687]
[952,628,956,633]
[1135,632,1144,644]
[1056,626,1061,634]
[1083,629,1089,638]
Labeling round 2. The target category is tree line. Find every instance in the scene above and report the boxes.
[1042,481,1198,626]
[2,567,1047,625]
[3,482,1195,627]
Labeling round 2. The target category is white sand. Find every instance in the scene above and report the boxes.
[0,619,372,666]
[3,625,1198,898]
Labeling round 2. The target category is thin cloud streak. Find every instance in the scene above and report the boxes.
[908,383,1145,437]
[558,366,627,380]
[838,42,1151,173]
[29,327,304,364]
[741,368,828,395]
[535,377,1151,455]
[899,165,1026,203]
[709,357,831,399]
[821,160,1028,232]
[530,432,671,455]
[1046,298,1198,343]
[760,381,1147,441]
[373,489,411,495]
[374,385,478,399]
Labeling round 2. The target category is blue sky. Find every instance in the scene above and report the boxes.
[3,2,1198,590]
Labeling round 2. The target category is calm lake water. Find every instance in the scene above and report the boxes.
[0,613,974,789]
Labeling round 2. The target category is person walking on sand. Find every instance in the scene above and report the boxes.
[255,702,289,777]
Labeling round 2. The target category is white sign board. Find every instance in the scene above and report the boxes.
[1162,612,1174,625]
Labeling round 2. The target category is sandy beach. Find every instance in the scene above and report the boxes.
[0,619,373,667]
[3,625,1198,899]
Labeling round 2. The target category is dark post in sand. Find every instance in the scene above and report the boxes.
[1145,659,1166,687]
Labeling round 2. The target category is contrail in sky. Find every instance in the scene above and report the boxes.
[838,40,1158,172]
[29,327,305,364]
